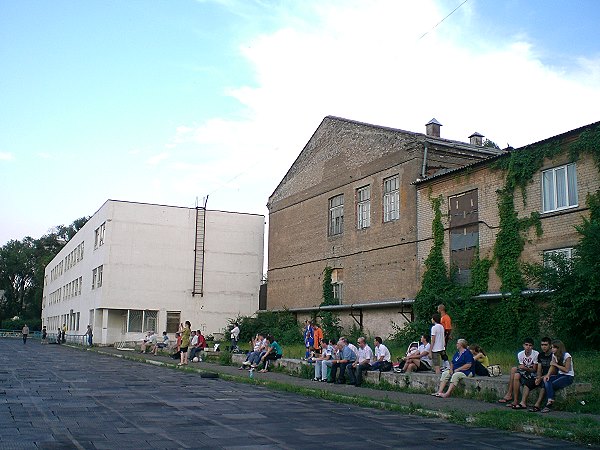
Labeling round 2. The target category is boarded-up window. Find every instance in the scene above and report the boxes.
[449,189,479,285]
[166,311,181,333]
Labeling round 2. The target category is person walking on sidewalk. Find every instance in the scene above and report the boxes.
[22,324,29,344]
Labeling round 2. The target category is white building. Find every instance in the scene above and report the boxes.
[41,200,264,345]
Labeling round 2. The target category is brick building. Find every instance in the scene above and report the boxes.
[415,121,600,291]
[266,116,502,335]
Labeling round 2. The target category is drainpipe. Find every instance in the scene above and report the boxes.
[420,141,429,179]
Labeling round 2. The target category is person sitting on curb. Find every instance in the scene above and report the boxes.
[541,339,575,413]
[313,338,333,381]
[152,331,170,355]
[321,339,339,382]
[190,330,206,361]
[515,337,552,412]
[403,334,432,373]
[498,337,538,408]
[432,338,474,398]
[328,339,356,384]
[469,344,491,377]
[240,333,264,369]
[258,335,283,373]
[347,337,373,387]
[140,331,157,354]
[370,337,392,372]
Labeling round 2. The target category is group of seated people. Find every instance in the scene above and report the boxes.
[308,336,392,387]
[239,333,283,373]
[139,331,170,355]
[140,329,208,359]
[495,337,574,413]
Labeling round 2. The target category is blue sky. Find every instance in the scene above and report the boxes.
[1,0,599,246]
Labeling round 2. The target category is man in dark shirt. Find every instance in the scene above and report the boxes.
[519,337,553,411]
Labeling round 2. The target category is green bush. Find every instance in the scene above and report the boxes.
[234,311,302,346]
[1,317,41,331]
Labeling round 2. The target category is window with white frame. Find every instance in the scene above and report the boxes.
[383,175,400,222]
[92,268,97,289]
[94,222,106,249]
[127,310,159,333]
[356,186,371,229]
[543,247,575,269]
[331,268,343,304]
[542,163,578,213]
[97,265,103,288]
[329,194,344,236]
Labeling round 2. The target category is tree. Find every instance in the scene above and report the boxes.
[525,191,600,349]
[0,216,89,327]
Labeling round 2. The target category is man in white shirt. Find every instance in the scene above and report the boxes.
[370,337,392,372]
[429,313,446,374]
[404,334,432,373]
[499,337,539,407]
[140,331,157,354]
[313,339,333,381]
[230,323,240,352]
[347,337,373,387]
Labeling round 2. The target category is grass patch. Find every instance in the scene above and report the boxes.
[459,409,600,446]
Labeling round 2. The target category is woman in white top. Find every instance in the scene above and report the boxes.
[541,339,574,413]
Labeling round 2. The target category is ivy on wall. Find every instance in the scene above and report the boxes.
[319,266,342,339]
[412,123,600,347]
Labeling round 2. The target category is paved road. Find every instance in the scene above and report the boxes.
[0,339,586,449]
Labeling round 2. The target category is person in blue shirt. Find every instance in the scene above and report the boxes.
[258,335,283,373]
[432,338,474,398]
[328,340,356,384]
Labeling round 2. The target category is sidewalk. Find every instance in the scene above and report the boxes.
[84,345,599,423]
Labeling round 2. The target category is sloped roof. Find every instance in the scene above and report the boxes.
[269,115,503,204]
[413,119,600,186]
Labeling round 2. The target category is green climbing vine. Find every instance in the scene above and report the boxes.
[413,195,452,325]
[319,266,342,339]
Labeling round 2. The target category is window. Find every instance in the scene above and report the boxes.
[383,175,400,222]
[356,186,371,229]
[94,222,106,249]
[331,268,343,304]
[449,190,479,285]
[166,311,181,333]
[97,265,103,288]
[328,194,344,236]
[128,310,143,332]
[125,310,159,333]
[544,247,575,269]
[92,268,97,289]
[144,311,158,332]
[542,163,578,213]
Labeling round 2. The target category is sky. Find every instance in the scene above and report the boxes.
[1,0,599,247]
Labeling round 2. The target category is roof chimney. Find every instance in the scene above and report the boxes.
[425,118,442,137]
[469,132,484,146]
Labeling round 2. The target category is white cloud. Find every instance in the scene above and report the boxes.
[0,152,14,161]
[162,0,600,211]
[145,152,170,166]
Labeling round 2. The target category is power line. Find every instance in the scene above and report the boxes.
[418,0,469,41]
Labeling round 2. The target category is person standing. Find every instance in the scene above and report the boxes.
[312,323,324,355]
[437,304,452,369]
[85,325,93,346]
[41,326,48,344]
[22,324,29,344]
[230,323,240,352]
[62,324,67,344]
[429,313,446,374]
[303,320,314,359]
[179,321,191,366]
